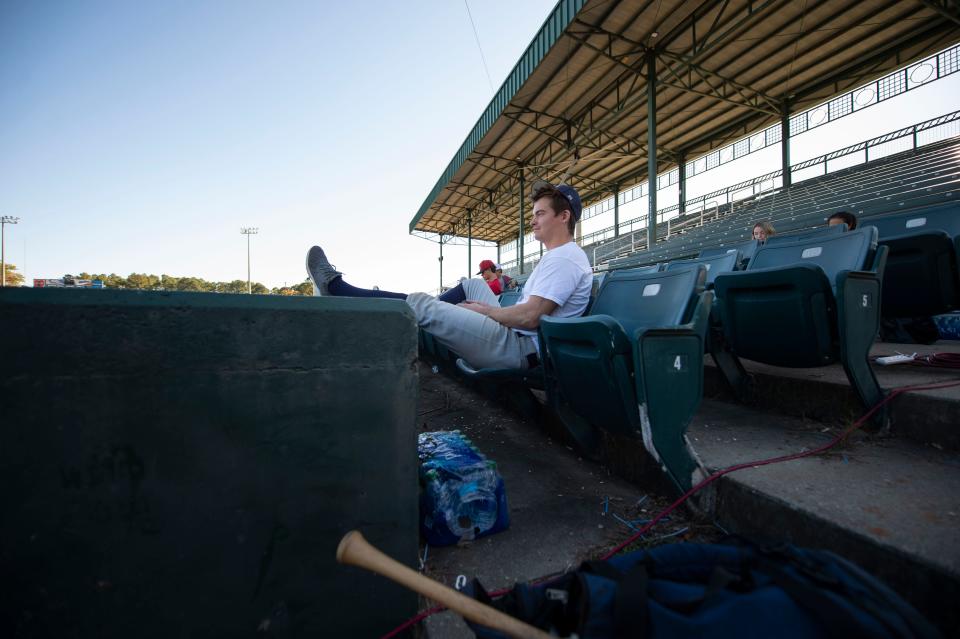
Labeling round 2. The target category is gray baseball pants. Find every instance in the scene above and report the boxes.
[406,278,538,370]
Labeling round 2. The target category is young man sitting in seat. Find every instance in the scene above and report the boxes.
[477,259,503,296]
[306,181,593,370]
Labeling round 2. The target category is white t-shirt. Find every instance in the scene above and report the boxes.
[513,240,593,350]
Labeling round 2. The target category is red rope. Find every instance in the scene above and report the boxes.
[381,378,960,637]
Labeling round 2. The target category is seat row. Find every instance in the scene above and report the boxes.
[600,138,960,271]
[441,224,889,494]
[438,201,959,492]
[612,198,960,321]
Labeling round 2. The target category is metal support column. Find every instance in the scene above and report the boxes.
[647,52,658,249]
[781,103,792,188]
[438,234,444,290]
[613,184,620,238]
[678,154,687,216]
[518,167,525,274]
[496,241,500,265]
[467,210,473,276]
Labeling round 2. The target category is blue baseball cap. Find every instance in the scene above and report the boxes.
[531,180,582,221]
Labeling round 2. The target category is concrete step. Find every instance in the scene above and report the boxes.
[416,359,959,637]
[415,363,723,639]
[705,340,960,451]
[688,398,960,632]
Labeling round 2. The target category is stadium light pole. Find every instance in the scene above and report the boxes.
[1,216,20,288]
[240,227,258,294]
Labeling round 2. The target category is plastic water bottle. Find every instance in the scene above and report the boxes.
[418,431,509,546]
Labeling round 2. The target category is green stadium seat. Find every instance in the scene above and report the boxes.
[664,251,740,287]
[867,202,960,239]
[699,238,759,268]
[711,226,888,421]
[498,290,523,307]
[865,203,960,318]
[539,265,713,492]
[762,222,847,246]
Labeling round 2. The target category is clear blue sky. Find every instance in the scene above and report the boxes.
[0,0,556,291]
[1,1,957,293]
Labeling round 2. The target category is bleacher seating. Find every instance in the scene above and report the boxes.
[711,227,888,421]
[590,137,960,272]
[863,202,960,318]
[665,251,740,287]
[539,265,713,491]
[699,239,759,269]
[762,222,848,246]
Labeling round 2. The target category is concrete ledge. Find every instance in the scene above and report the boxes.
[0,289,419,637]
[705,341,960,450]
[689,400,960,633]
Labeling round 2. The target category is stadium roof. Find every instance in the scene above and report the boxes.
[409,0,960,243]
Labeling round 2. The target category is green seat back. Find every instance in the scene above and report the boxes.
[715,264,836,366]
[763,222,847,247]
[878,229,958,316]
[541,266,705,440]
[714,227,878,367]
[749,225,877,287]
[699,239,759,265]
[498,290,522,307]
[664,252,739,287]
[866,203,960,317]
[592,265,706,336]
[867,202,960,240]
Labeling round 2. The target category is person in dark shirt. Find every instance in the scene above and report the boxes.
[827,211,858,230]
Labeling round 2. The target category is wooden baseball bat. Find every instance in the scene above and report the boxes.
[336,530,554,639]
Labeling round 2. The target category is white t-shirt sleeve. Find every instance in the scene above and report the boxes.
[524,254,583,307]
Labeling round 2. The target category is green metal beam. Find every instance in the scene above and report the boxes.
[613,183,620,237]
[781,102,791,188]
[647,51,657,247]
[518,168,525,274]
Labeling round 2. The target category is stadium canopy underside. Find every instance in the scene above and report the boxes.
[409,0,960,248]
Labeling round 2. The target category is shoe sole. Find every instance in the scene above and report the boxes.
[305,247,325,296]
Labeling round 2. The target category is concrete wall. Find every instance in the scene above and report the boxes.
[0,288,419,637]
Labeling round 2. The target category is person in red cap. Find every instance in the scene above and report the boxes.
[305,180,592,370]
[477,259,502,296]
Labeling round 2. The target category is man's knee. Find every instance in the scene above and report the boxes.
[461,277,492,300]
[405,292,435,326]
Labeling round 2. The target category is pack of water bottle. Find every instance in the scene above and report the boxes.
[418,430,510,546]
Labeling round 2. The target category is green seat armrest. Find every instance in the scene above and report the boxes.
[539,314,632,354]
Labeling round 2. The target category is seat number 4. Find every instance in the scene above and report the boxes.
[672,354,686,372]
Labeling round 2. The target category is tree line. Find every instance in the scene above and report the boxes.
[73,272,314,296]
[2,263,25,287]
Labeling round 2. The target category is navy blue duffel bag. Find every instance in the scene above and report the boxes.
[464,539,940,638]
